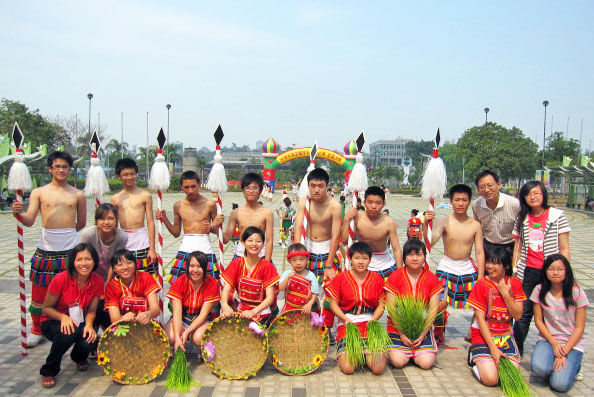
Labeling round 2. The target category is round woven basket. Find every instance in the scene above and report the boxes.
[268,310,329,375]
[97,320,171,384]
[201,315,268,380]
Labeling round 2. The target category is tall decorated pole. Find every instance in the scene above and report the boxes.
[7,122,33,356]
[346,132,369,270]
[420,128,447,265]
[84,130,109,207]
[205,125,227,268]
[149,128,170,323]
[298,141,318,244]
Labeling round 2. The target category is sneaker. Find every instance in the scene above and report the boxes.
[329,330,336,346]
[27,333,44,347]
[576,367,584,381]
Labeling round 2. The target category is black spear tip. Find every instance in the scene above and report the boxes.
[12,122,24,149]
[310,141,318,160]
[435,128,441,149]
[355,131,365,152]
[89,129,101,152]
[157,127,166,149]
[214,124,224,145]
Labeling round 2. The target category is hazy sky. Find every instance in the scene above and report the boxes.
[2,1,593,152]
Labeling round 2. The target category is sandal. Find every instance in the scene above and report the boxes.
[76,360,89,372]
[41,376,56,388]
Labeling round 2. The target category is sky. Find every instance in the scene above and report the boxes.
[1,1,593,153]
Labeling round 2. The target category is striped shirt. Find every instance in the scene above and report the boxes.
[512,207,571,281]
[472,192,520,244]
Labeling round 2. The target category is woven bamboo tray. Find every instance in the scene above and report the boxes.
[201,315,268,380]
[97,320,171,384]
[268,310,329,375]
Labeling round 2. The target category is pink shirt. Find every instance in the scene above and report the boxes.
[530,284,589,352]
[526,210,548,270]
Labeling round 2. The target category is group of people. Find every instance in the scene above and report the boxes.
[11,152,587,393]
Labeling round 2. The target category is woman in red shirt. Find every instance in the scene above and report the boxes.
[40,243,104,388]
[166,251,220,352]
[104,250,161,324]
[220,227,279,326]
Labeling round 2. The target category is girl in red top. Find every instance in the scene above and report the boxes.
[327,242,386,375]
[385,239,442,370]
[40,243,104,388]
[220,227,279,326]
[467,245,526,386]
[104,250,161,325]
[166,251,220,352]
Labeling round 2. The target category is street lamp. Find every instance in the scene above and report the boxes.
[146,112,150,178]
[542,100,549,168]
[166,104,171,166]
[484,107,489,124]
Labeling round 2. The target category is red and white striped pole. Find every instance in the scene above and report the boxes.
[156,153,165,323]
[16,187,27,355]
[424,148,439,262]
[215,189,224,267]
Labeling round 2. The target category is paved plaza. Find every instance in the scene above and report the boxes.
[0,192,592,396]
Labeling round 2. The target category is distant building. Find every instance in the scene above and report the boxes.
[369,138,411,167]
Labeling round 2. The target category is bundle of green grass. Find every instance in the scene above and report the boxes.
[387,295,433,341]
[366,320,391,358]
[498,357,532,397]
[344,323,365,368]
[166,349,200,392]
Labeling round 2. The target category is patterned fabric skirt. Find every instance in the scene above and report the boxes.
[436,270,478,309]
[29,248,71,287]
[167,251,221,282]
[468,333,520,365]
[131,247,158,275]
[388,329,438,357]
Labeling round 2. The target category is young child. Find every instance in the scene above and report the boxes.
[467,245,526,386]
[104,250,161,325]
[111,158,157,275]
[326,242,386,375]
[230,203,240,250]
[407,209,423,241]
[279,243,319,313]
[384,239,442,369]
[530,254,589,393]
[278,197,294,248]
[220,227,279,326]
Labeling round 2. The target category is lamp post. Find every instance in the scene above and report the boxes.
[166,104,171,166]
[542,100,549,168]
[484,107,489,124]
[121,112,124,159]
[87,93,93,137]
[146,112,149,178]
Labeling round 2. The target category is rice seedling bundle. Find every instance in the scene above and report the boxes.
[366,320,390,357]
[386,295,430,341]
[345,322,365,367]
[498,357,532,397]
[166,349,200,392]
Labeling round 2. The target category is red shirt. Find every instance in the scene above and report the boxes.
[167,274,220,315]
[220,257,279,291]
[384,266,443,333]
[104,271,161,309]
[326,270,385,316]
[41,272,104,323]
[526,209,549,270]
[408,217,422,226]
[467,276,526,344]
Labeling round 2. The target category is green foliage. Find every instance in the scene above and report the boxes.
[498,357,532,397]
[169,175,181,191]
[0,99,70,151]
[387,295,427,341]
[166,349,200,392]
[544,131,581,166]
[456,122,538,183]
[345,322,365,368]
[406,140,434,168]
[366,320,391,358]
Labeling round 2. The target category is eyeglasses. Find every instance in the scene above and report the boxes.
[546,267,565,273]
[525,191,543,198]
[478,183,497,191]
[51,165,71,170]
[244,187,260,192]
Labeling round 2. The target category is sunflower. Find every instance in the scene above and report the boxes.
[153,327,164,336]
[151,365,162,377]
[272,354,279,366]
[319,327,328,335]
[97,353,109,366]
[313,355,323,366]
[114,370,125,381]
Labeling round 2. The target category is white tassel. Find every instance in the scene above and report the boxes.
[298,162,315,199]
[347,152,368,193]
[7,151,33,191]
[206,152,228,193]
[84,157,110,198]
[149,152,171,191]
[421,157,447,200]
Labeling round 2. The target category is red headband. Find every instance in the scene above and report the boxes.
[287,251,310,259]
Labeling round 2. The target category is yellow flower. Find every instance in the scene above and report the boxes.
[151,365,162,377]
[319,327,328,335]
[272,354,279,366]
[97,353,109,366]
[313,355,323,366]
[153,327,164,336]
[114,370,125,381]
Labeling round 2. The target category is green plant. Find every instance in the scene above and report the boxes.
[345,322,364,368]
[366,320,390,358]
[166,349,200,392]
[386,295,434,341]
[498,357,532,397]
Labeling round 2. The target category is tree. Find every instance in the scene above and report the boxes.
[0,99,70,151]
[456,122,538,184]
[439,143,464,184]
[543,131,581,166]
[406,140,434,172]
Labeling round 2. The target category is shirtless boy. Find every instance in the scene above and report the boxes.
[12,151,86,346]
[156,171,224,281]
[341,186,402,279]
[424,184,485,343]
[111,158,157,274]
[294,168,343,332]
[223,172,274,261]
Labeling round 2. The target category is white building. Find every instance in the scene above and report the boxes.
[369,138,411,167]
